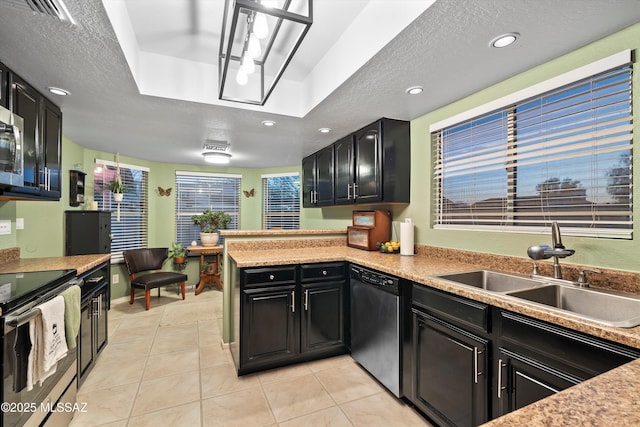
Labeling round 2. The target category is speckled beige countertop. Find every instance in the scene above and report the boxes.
[228,244,640,427]
[0,254,111,275]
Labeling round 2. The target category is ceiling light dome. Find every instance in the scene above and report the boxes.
[489,32,519,48]
[203,152,232,164]
[202,140,232,164]
[47,86,70,96]
[405,86,423,95]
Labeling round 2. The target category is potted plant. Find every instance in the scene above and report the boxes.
[201,261,216,275]
[168,242,187,265]
[109,179,126,202]
[192,209,231,246]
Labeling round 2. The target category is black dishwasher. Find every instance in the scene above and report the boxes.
[350,264,406,397]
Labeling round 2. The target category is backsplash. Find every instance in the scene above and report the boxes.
[0,247,20,264]
[227,237,347,251]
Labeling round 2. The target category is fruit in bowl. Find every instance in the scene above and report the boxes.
[377,241,401,253]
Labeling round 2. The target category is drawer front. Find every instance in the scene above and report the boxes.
[300,262,345,282]
[499,310,640,376]
[242,266,297,287]
[412,284,489,332]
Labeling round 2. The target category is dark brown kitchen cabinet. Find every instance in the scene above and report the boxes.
[78,262,110,385]
[408,285,640,426]
[303,118,410,207]
[333,134,355,204]
[302,145,334,207]
[241,282,298,371]
[12,75,39,189]
[7,68,62,200]
[411,285,490,427]
[40,96,62,194]
[492,310,640,419]
[494,348,578,416]
[236,263,347,375]
[334,118,410,205]
[0,63,8,108]
[300,262,347,356]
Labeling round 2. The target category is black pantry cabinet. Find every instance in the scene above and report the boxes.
[236,262,347,375]
[65,210,112,255]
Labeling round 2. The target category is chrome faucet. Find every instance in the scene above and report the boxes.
[527,222,575,279]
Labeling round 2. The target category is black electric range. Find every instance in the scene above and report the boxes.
[0,269,77,316]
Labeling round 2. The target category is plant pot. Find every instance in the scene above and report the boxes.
[200,232,219,247]
[113,192,124,202]
[173,256,186,265]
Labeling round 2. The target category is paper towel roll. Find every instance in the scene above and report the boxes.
[400,219,414,256]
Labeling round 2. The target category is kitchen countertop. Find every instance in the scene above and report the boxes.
[228,245,640,426]
[0,254,111,275]
[221,229,347,237]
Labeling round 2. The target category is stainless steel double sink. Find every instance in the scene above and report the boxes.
[433,270,640,328]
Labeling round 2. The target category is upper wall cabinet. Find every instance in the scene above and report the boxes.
[302,144,334,208]
[0,63,8,109]
[3,63,62,201]
[303,118,410,207]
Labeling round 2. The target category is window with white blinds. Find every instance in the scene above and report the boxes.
[262,173,300,230]
[433,63,633,238]
[175,172,241,247]
[93,160,149,262]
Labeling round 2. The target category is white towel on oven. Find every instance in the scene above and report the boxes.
[27,296,68,387]
[27,318,36,390]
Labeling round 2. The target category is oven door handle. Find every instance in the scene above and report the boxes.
[6,308,41,327]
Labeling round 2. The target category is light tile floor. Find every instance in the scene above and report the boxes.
[69,286,430,427]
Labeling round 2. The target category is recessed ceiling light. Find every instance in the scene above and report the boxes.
[489,33,519,48]
[318,128,331,133]
[47,86,70,96]
[405,86,423,95]
[261,120,276,127]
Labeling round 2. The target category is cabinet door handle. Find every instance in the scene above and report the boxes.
[291,290,295,313]
[304,289,309,311]
[474,347,483,384]
[497,359,506,399]
[347,184,352,200]
[353,183,358,199]
[269,274,275,280]
[322,270,327,276]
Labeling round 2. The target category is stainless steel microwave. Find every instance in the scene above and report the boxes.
[0,105,24,187]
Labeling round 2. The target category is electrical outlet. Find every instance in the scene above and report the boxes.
[16,218,24,230]
[0,220,10,235]
[112,273,120,284]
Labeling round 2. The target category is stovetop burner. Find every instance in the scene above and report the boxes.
[0,269,77,314]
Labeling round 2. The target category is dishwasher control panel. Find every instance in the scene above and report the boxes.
[351,265,400,294]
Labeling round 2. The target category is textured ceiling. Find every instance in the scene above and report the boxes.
[0,0,639,168]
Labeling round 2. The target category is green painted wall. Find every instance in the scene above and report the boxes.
[301,22,640,273]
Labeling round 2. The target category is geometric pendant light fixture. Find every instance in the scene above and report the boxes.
[218,0,313,105]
